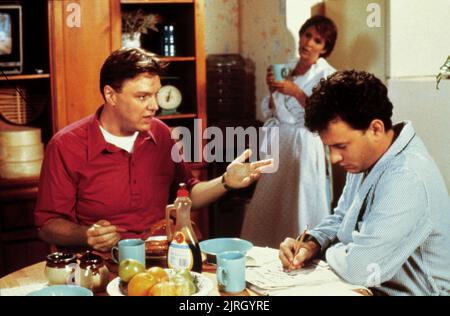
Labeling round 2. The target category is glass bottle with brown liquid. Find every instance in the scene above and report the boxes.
[167,183,202,273]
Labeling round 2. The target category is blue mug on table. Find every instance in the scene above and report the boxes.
[111,239,146,267]
[272,63,291,81]
[216,251,246,294]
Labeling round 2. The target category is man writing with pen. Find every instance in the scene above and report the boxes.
[279,70,450,296]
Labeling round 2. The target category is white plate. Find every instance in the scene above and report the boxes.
[106,270,214,296]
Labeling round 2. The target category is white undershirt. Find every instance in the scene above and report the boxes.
[99,125,138,153]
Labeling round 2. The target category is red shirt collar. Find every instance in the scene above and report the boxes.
[87,106,157,161]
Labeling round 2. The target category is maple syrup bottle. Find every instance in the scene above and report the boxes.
[167,183,202,273]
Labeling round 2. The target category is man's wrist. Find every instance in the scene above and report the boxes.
[221,173,234,191]
[304,235,321,254]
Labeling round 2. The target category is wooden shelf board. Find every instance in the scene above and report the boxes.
[121,0,194,4]
[156,113,197,120]
[0,74,50,81]
[159,57,195,62]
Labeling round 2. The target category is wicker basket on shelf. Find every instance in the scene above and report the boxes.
[0,121,43,179]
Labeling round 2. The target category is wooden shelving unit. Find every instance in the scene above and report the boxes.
[117,0,206,161]
[116,0,208,237]
[0,0,53,277]
[121,0,194,4]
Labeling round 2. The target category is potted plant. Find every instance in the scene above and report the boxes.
[121,9,162,48]
[436,55,450,89]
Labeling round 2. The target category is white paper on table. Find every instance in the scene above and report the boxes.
[246,260,367,296]
[249,282,363,296]
[246,261,337,289]
[0,283,47,296]
[245,246,279,267]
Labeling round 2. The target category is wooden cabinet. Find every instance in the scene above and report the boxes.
[0,0,52,277]
[48,0,121,131]
[113,0,208,235]
[0,0,53,142]
[0,178,50,277]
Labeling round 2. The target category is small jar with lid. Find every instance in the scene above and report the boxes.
[77,251,109,293]
[44,252,78,285]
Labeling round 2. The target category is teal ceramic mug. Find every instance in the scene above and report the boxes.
[272,64,290,81]
[111,239,146,267]
[216,251,246,294]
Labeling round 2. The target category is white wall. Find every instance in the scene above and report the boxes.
[389,79,450,192]
[388,0,450,78]
[286,0,324,58]
[387,0,450,193]
[325,0,387,80]
[204,0,240,55]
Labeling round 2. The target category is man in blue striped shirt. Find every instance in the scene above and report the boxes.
[279,70,450,295]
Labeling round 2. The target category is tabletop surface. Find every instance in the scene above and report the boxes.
[0,262,47,289]
[0,261,253,296]
[0,248,372,296]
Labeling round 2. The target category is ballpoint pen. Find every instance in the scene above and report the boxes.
[289,225,308,270]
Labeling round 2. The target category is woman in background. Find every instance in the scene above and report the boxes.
[241,15,338,248]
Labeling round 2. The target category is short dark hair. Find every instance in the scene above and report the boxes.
[99,47,166,99]
[305,70,393,133]
[299,15,337,58]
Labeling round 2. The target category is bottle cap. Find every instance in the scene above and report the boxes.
[177,183,189,197]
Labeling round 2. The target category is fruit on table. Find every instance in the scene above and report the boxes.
[173,275,196,296]
[176,268,194,283]
[146,266,169,282]
[128,272,158,296]
[123,266,199,296]
[148,280,177,296]
[118,259,145,283]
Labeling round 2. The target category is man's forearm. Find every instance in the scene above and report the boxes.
[38,218,89,246]
[190,177,227,209]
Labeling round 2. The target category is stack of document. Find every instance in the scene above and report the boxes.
[245,246,280,267]
[245,247,367,296]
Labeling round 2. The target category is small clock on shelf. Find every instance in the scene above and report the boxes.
[157,85,182,116]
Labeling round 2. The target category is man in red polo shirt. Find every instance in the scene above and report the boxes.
[35,48,271,252]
